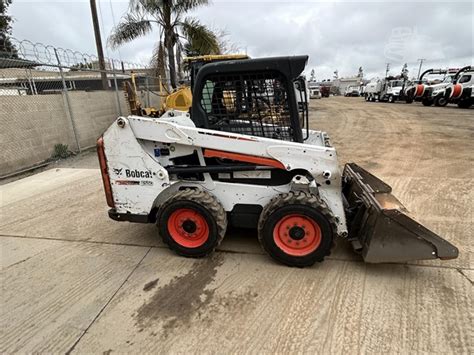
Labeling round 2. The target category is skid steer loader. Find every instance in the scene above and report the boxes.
[97,55,458,267]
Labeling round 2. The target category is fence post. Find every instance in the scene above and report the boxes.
[111,61,123,117]
[54,48,81,153]
[145,75,151,107]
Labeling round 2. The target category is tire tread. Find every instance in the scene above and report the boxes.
[158,188,227,258]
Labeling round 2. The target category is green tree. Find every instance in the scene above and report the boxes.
[0,0,17,57]
[109,0,220,88]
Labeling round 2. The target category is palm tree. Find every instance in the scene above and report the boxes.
[109,0,221,88]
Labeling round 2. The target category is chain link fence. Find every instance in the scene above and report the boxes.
[0,38,168,176]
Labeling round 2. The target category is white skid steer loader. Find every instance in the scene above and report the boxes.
[97,56,458,267]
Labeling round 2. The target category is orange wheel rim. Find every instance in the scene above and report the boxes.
[273,214,321,256]
[168,208,209,248]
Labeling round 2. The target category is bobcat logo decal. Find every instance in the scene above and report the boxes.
[113,168,123,176]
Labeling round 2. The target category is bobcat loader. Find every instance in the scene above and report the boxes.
[97,56,458,267]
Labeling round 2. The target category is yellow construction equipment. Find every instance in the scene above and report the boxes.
[122,72,160,117]
[123,55,249,118]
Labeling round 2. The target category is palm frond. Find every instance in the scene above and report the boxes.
[108,14,153,48]
[180,17,221,56]
[129,0,163,16]
[174,0,210,14]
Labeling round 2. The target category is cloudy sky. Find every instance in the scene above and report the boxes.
[9,0,473,80]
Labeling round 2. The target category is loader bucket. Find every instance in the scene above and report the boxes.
[342,163,458,263]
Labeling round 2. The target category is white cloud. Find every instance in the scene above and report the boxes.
[9,0,473,79]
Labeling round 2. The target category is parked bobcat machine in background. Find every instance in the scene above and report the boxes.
[98,55,458,267]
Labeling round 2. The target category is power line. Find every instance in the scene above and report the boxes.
[97,0,110,59]
[109,0,122,62]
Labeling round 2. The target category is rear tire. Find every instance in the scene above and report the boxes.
[258,192,336,267]
[458,100,471,109]
[157,189,227,258]
[422,98,433,106]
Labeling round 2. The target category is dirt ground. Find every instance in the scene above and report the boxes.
[1,97,472,353]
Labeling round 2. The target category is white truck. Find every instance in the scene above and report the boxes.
[308,82,322,99]
[364,78,411,103]
[430,66,473,108]
[449,66,474,108]
[344,86,360,97]
[405,68,458,106]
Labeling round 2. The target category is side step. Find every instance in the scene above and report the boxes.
[342,163,458,263]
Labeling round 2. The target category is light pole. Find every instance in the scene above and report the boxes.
[417,58,426,80]
[90,0,108,90]
[385,63,390,78]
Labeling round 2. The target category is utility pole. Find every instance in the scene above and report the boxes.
[385,63,390,78]
[90,0,108,90]
[417,58,426,80]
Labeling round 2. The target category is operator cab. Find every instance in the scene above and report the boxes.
[190,56,310,143]
[184,54,250,92]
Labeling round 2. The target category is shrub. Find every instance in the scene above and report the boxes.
[51,143,71,160]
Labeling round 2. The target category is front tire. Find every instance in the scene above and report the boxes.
[258,192,336,267]
[434,95,448,107]
[157,189,227,258]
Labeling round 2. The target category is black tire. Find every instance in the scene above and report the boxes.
[157,189,227,258]
[258,191,336,267]
[434,95,448,107]
[388,95,395,103]
[422,99,433,106]
[405,97,413,104]
[457,100,472,109]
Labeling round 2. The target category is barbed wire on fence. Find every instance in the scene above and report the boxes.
[0,37,171,94]
[1,37,147,72]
